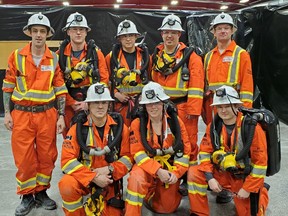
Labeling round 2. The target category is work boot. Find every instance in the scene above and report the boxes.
[15,194,35,216]
[216,189,233,204]
[179,181,188,196]
[34,190,57,210]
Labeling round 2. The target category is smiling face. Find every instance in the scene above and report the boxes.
[30,25,48,49]
[213,24,233,43]
[161,30,181,50]
[145,101,164,120]
[216,104,238,125]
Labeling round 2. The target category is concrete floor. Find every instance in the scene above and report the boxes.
[0,117,287,216]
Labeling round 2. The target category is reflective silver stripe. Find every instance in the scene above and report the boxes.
[54,84,68,96]
[12,90,56,102]
[117,85,144,94]
[36,173,51,186]
[188,88,203,99]
[118,156,133,171]
[2,81,15,88]
[51,51,58,73]
[207,83,241,91]
[189,160,198,166]
[62,159,84,174]
[16,177,36,190]
[125,189,145,206]
[15,48,25,75]
[174,155,189,167]
[163,88,187,97]
[228,46,244,84]
[134,151,150,166]
[240,91,253,102]
[63,196,83,212]
[204,51,213,74]
[250,163,267,178]
[188,181,208,196]
[199,152,211,164]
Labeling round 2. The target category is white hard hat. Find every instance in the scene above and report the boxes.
[85,83,114,102]
[139,81,170,105]
[158,14,184,32]
[210,12,237,33]
[116,19,140,37]
[23,12,55,37]
[211,85,242,106]
[62,12,91,32]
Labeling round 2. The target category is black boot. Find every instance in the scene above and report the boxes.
[216,190,233,204]
[34,190,57,210]
[15,194,35,216]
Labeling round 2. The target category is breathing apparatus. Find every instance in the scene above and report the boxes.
[115,67,141,87]
[138,82,184,158]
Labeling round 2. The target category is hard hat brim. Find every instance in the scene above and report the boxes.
[23,25,55,38]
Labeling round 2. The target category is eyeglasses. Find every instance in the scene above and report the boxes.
[94,85,105,94]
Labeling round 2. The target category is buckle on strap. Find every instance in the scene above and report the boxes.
[14,101,55,113]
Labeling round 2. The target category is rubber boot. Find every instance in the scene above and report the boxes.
[216,189,233,204]
[34,190,57,210]
[15,194,35,216]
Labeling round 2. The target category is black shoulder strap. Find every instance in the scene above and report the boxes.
[210,114,223,150]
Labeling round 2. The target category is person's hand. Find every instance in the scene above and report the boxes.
[115,92,129,103]
[208,178,222,193]
[167,172,178,185]
[71,101,88,112]
[236,188,250,199]
[156,168,171,183]
[93,166,110,176]
[4,112,13,131]
[92,174,113,188]
[56,115,66,134]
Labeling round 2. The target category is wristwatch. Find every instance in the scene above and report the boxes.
[108,164,114,174]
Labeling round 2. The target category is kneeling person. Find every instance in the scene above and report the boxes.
[125,82,192,215]
[59,83,132,216]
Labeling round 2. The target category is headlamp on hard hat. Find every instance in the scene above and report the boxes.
[118,21,131,35]
[160,18,181,30]
[94,84,105,95]
[74,14,83,22]
[216,87,240,100]
[145,89,156,100]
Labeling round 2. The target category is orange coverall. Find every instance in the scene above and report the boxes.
[2,43,67,195]
[203,40,254,124]
[105,46,147,127]
[188,114,269,216]
[59,42,109,137]
[125,115,191,215]
[59,114,132,216]
[151,42,204,164]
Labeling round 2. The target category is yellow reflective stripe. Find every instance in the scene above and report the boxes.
[240,91,253,103]
[250,163,267,178]
[11,89,56,102]
[117,85,144,94]
[16,177,36,190]
[125,189,145,206]
[199,151,211,164]
[227,46,244,85]
[54,84,68,96]
[188,181,208,196]
[207,83,241,91]
[204,51,213,74]
[118,156,133,171]
[189,160,198,166]
[2,80,15,88]
[174,154,189,168]
[63,196,83,212]
[36,173,51,186]
[134,151,150,166]
[163,87,188,97]
[62,158,84,174]
[187,87,204,99]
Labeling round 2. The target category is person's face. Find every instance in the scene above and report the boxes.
[213,24,233,43]
[30,26,48,49]
[216,104,237,124]
[118,34,137,50]
[67,27,87,45]
[145,101,163,119]
[89,101,109,119]
[161,30,181,48]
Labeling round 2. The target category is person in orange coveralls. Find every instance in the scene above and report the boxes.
[125,81,192,215]
[2,12,67,216]
[106,19,149,127]
[188,85,269,216]
[58,12,109,137]
[151,14,203,167]
[202,12,254,126]
[59,83,132,216]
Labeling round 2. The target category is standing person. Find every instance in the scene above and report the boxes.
[188,85,269,216]
[202,12,254,125]
[2,12,67,216]
[59,83,132,216]
[151,14,204,166]
[106,19,149,127]
[125,81,192,215]
[59,12,109,137]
